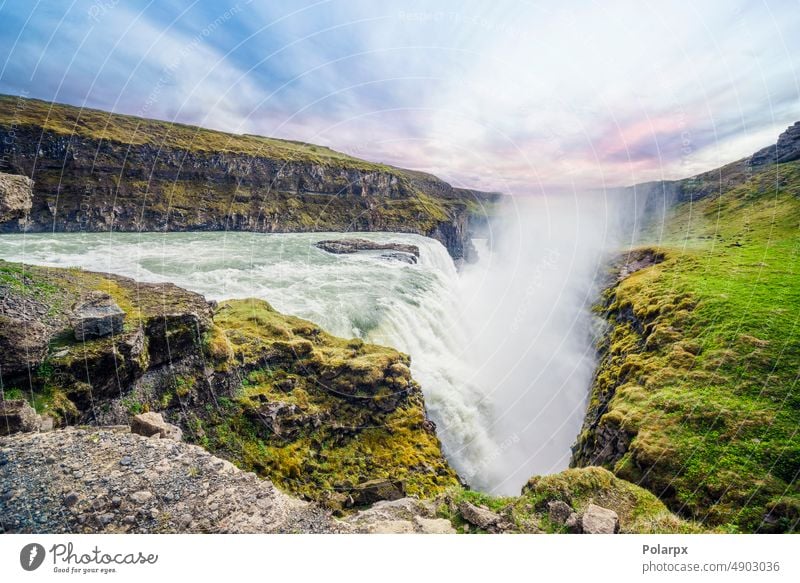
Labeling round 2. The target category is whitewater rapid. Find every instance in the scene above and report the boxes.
[0,231,499,487]
[0,197,612,495]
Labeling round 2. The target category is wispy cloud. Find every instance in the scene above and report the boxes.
[1,0,798,193]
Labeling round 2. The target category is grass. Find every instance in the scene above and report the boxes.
[437,467,702,533]
[0,94,394,170]
[575,160,800,532]
[197,298,459,505]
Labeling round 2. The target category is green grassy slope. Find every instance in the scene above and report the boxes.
[0,94,393,170]
[576,160,800,532]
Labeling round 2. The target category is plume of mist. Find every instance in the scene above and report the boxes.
[456,191,633,494]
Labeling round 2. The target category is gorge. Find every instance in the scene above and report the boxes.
[1,95,799,534]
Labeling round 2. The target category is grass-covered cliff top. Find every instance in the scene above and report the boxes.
[0,94,397,171]
[579,159,800,532]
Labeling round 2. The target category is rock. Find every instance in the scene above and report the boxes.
[414,516,457,534]
[62,492,80,507]
[458,501,501,530]
[749,121,800,166]
[38,415,54,432]
[119,456,132,467]
[130,412,183,441]
[581,504,619,534]
[315,238,420,258]
[347,479,405,507]
[565,512,582,533]
[0,172,33,222]
[547,500,573,525]
[0,400,40,435]
[71,291,125,340]
[365,519,416,533]
[0,316,49,376]
[129,490,154,505]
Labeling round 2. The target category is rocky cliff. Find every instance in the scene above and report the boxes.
[572,125,800,533]
[0,260,458,509]
[0,95,499,262]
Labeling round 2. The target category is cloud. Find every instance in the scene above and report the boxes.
[0,0,798,193]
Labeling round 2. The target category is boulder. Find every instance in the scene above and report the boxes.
[547,500,573,525]
[581,503,619,534]
[130,412,183,441]
[0,400,40,435]
[0,315,49,375]
[0,172,33,223]
[565,512,582,533]
[71,292,125,340]
[347,479,405,507]
[458,501,501,530]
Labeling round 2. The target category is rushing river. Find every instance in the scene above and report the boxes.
[0,205,607,494]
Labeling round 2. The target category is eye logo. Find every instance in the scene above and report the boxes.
[20,543,46,571]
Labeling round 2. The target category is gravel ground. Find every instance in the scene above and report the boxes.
[0,427,347,533]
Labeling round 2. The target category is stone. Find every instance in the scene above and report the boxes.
[547,500,573,525]
[71,291,125,340]
[0,172,33,222]
[130,411,183,441]
[0,400,40,435]
[129,490,153,505]
[347,479,405,507]
[62,492,80,507]
[414,516,456,534]
[581,504,619,534]
[366,519,416,534]
[565,512,582,533]
[38,415,54,432]
[0,317,49,376]
[119,456,132,467]
[458,501,501,530]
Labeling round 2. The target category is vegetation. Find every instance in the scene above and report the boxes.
[438,467,702,533]
[196,299,459,505]
[575,160,800,532]
[0,94,393,169]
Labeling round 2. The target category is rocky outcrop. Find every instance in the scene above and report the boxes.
[0,172,33,223]
[315,238,420,257]
[71,291,125,340]
[749,121,800,167]
[0,95,498,262]
[130,412,182,441]
[0,260,458,509]
[0,400,40,435]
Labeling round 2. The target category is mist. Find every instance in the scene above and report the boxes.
[455,192,628,495]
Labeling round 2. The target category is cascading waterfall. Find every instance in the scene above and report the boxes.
[0,231,499,486]
[0,196,616,494]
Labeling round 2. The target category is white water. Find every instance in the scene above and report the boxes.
[0,197,617,494]
[0,230,498,487]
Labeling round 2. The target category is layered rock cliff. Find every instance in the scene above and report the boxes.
[0,95,499,262]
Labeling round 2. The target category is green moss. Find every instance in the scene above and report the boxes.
[576,160,800,532]
[194,298,459,504]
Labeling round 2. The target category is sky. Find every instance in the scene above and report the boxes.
[0,0,798,195]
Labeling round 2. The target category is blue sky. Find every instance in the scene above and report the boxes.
[1,0,798,194]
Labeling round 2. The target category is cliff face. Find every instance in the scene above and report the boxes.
[0,260,459,509]
[0,95,497,261]
[572,143,800,532]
